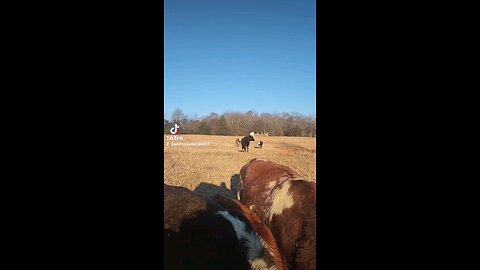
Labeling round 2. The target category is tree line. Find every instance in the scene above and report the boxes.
[164,109,316,137]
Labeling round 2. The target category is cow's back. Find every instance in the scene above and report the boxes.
[238,159,316,270]
[268,180,316,270]
[164,184,286,270]
[164,185,250,270]
[239,159,301,221]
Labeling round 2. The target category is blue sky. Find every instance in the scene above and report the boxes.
[164,0,316,120]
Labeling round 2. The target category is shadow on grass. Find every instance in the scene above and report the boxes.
[194,174,240,199]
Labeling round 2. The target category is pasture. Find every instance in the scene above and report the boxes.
[164,134,316,199]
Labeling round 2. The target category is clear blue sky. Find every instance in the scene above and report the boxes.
[164,0,316,120]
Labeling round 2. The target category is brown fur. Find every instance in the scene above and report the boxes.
[238,159,316,270]
[164,184,208,232]
[239,158,301,224]
[164,184,249,270]
[164,184,283,270]
[213,194,285,270]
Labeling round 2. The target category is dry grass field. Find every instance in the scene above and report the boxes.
[164,134,316,199]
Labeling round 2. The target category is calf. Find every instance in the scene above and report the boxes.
[241,135,255,152]
[238,159,316,270]
[235,137,242,147]
[164,184,284,270]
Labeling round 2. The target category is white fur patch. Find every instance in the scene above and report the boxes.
[251,258,277,270]
[216,211,264,262]
[268,181,295,222]
[266,181,276,189]
[237,179,243,200]
[264,181,277,201]
[277,176,292,185]
[290,177,314,182]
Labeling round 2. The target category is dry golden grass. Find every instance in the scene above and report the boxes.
[164,134,316,199]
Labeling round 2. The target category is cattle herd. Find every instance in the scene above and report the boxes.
[236,133,265,152]
[164,158,316,270]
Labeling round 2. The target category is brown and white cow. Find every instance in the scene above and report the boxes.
[238,159,316,270]
[164,184,285,270]
[236,137,242,147]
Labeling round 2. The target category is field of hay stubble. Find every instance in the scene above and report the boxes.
[164,134,316,199]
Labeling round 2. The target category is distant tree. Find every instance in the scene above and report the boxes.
[305,122,313,137]
[290,126,302,136]
[165,109,315,137]
[224,112,247,135]
[217,116,229,135]
[188,119,201,134]
[171,109,185,123]
[164,119,170,134]
[243,111,257,134]
[172,109,193,134]
[281,115,293,136]
[267,114,283,136]
[258,113,272,135]
[209,112,219,118]
[198,122,211,135]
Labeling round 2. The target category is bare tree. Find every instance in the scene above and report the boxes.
[171,109,185,123]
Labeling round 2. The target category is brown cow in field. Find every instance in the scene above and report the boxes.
[164,184,285,270]
[238,159,316,270]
